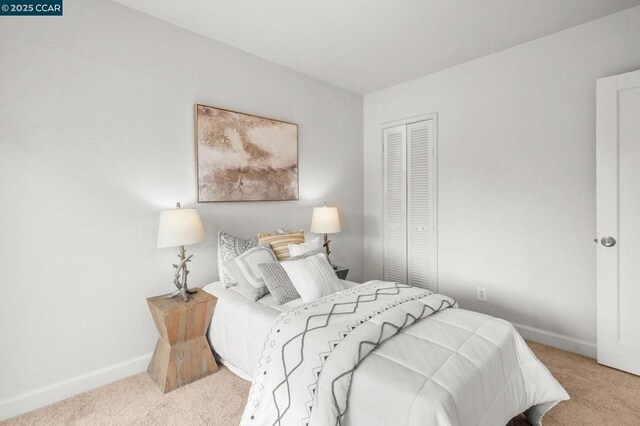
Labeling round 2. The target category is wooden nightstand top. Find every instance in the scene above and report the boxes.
[147,288,216,313]
[147,289,217,346]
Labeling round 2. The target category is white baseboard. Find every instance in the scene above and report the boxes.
[0,352,153,421]
[513,322,596,359]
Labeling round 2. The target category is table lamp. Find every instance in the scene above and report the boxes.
[310,202,341,264]
[157,202,205,301]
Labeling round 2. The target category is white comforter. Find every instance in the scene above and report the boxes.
[205,280,361,380]
[240,281,568,426]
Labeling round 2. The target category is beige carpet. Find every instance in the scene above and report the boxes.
[3,342,640,425]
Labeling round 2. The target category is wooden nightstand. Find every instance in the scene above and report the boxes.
[147,289,218,393]
[333,265,349,280]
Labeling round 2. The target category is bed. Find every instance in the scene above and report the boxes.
[203,280,361,380]
[203,280,568,426]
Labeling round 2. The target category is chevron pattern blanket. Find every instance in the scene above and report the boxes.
[241,281,455,426]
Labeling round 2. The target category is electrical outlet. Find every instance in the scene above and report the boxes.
[476,287,487,302]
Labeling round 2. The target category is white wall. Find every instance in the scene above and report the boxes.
[364,7,640,357]
[0,0,363,418]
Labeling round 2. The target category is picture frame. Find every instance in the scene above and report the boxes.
[195,104,299,202]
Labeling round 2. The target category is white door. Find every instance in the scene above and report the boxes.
[407,120,437,290]
[597,69,640,376]
[383,125,407,283]
[383,117,437,289]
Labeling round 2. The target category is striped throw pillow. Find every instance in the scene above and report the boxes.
[257,230,305,260]
[258,248,325,304]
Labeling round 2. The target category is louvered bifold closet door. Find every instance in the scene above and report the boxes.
[383,125,407,283]
[407,120,436,290]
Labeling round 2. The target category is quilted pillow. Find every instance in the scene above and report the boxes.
[257,230,304,260]
[258,248,325,305]
[280,252,343,303]
[288,236,323,257]
[224,246,277,301]
[217,231,259,287]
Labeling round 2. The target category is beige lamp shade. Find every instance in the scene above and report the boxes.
[310,205,341,234]
[157,206,205,249]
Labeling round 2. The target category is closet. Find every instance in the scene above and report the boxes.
[383,116,437,290]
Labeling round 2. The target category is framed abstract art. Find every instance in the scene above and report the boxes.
[195,104,298,202]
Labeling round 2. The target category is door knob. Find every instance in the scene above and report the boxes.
[601,236,616,247]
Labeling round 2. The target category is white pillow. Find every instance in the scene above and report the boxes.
[280,253,343,303]
[224,246,277,301]
[288,236,323,257]
[217,231,259,288]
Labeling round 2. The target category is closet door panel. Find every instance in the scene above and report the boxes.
[383,125,407,283]
[407,120,436,289]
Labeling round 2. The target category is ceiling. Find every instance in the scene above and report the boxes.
[112,0,640,94]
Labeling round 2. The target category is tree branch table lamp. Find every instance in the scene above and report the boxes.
[157,202,205,301]
[310,202,341,265]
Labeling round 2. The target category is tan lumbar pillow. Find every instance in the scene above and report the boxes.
[258,230,305,260]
